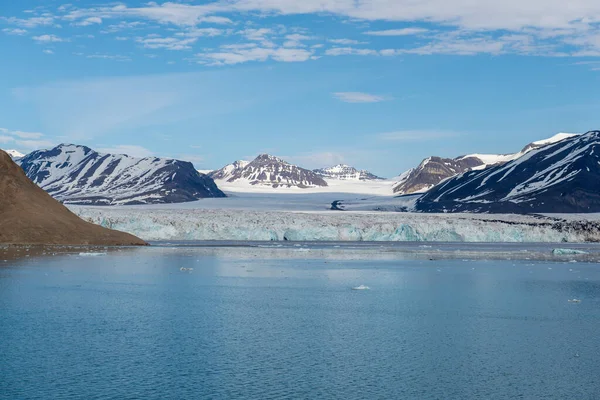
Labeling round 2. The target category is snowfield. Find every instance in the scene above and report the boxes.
[70,204,600,243]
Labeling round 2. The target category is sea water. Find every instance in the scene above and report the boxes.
[1,243,599,399]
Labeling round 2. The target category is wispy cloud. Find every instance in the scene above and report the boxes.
[0,128,54,151]
[23,0,600,59]
[32,34,64,43]
[325,47,380,56]
[84,53,132,62]
[329,38,367,45]
[197,46,314,65]
[136,36,197,51]
[2,28,27,35]
[74,17,103,27]
[364,28,429,36]
[0,128,44,139]
[333,92,390,103]
[2,16,55,28]
[378,130,460,142]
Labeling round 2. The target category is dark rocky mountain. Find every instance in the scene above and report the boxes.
[18,144,225,205]
[415,131,599,213]
[211,154,328,188]
[393,156,485,195]
[392,133,578,195]
[0,149,146,245]
[313,164,384,181]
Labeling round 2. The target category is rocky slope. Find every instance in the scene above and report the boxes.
[0,149,146,245]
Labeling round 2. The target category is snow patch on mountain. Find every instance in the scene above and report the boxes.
[3,149,25,160]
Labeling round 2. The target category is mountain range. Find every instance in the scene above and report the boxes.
[416,131,599,213]
[392,133,577,195]
[2,131,597,213]
[209,154,329,189]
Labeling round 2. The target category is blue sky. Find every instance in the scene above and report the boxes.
[1,1,600,177]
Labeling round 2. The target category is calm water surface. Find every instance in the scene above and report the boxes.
[1,243,599,399]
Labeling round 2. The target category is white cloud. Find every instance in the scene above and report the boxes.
[32,34,64,43]
[333,92,389,103]
[378,130,459,142]
[199,46,313,65]
[85,54,132,61]
[364,28,429,36]
[75,17,103,27]
[101,21,145,34]
[2,16,55,28]
[39,0,600,57]
[2,28,27,35]
[137,36,198,51]
[329,38,366,45]
[96,145,154,158]
[325,47,379,56]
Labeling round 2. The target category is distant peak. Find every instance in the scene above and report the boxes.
[254,153,286,163]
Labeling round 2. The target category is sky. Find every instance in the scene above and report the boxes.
[1,1,600,177]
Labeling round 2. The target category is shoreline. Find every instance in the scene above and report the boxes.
[4,241,600,263]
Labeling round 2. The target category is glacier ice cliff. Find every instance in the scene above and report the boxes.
[69,207,600,243]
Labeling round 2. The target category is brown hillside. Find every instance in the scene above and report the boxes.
[0,150,146,246]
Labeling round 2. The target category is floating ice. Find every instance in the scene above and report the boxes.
[180,267,194,272]
[552,248,588,255]
[352,285,370,290]
[78,252,107,257]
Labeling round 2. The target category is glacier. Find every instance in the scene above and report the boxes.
[70,206,600,243]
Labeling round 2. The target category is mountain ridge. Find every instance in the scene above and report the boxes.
[18,144,225,205]
[415,131,599,213]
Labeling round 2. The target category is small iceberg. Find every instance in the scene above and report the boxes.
[352,285,370,291]
[552,248,588,256]
[78,252,106,257]
[568,299,582,303]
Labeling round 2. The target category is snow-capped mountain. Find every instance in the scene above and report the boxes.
[18,144,225,205]
[393,156,485,195]
[313,164,384,181]
[416,131,598,213]
[210,154,328,188]
[3,149,25,160]
[393,133,579,195]
[208,160,249,181]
